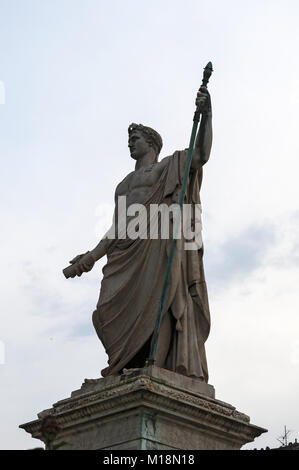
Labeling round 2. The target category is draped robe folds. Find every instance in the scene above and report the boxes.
[92,150,211,381]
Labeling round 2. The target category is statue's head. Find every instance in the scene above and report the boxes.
[128,123,163,161]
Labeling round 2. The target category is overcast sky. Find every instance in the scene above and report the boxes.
[1,0,299,450]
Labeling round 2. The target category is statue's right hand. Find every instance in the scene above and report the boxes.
[69,253,86,265]
[63,252,92,279]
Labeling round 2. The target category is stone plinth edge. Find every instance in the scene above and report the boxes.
[20,366,267,450]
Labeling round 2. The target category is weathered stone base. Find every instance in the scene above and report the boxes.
[20,366,266,450]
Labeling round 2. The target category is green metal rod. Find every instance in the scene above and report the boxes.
[146,62,213,366]
[146,120,199,365]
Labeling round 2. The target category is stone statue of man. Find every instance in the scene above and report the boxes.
[64,88,213,381]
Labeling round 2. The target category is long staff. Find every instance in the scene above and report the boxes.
[146,62,213,366]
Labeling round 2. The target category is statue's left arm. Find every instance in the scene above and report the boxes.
[191,88,212,169]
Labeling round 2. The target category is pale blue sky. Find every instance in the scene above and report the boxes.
[1,0,299,449]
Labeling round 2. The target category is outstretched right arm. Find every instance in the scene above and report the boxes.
[63,214,117,280]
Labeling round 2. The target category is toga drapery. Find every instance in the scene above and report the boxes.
[92,150,211,381]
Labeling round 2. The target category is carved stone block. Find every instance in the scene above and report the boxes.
[20,366,266,450]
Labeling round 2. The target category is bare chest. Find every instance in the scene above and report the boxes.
[115,165,162,205]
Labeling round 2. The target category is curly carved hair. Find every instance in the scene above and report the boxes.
[128,123,163,158]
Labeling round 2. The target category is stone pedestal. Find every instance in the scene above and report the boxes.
[20,366,266,450]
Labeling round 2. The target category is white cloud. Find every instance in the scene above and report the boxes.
[1,0,299,449]
[0,81,5,105]
[207,213,299,449]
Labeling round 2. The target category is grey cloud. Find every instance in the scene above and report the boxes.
[70,321,94,338]
[19,262,96,341]
[204,224,276,291]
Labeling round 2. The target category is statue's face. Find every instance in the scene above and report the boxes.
[128,131,151,160]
